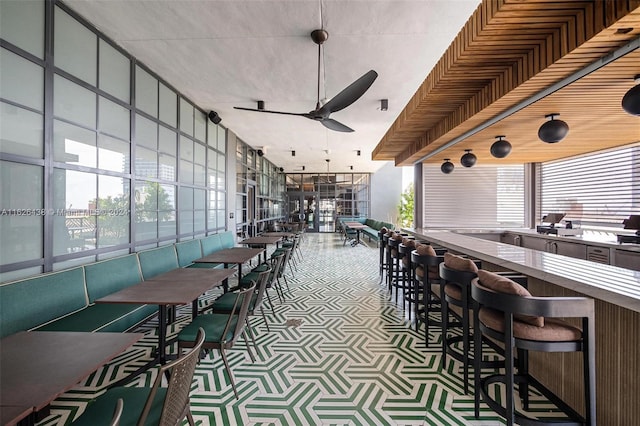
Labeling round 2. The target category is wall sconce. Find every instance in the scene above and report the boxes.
[302,166,305,171]
[291,150,295,156]
[380,99,388,111]
[460,149,477,168]
[356,150,361,156]
[622,74,640,116]
[441,158,454,174]
[490,135,512,158]
[538,113,569,143]
[257,100,265,110]
[350,165,353,170]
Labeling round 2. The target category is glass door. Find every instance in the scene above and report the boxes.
[287,192,319,232]
[319,198,336,232]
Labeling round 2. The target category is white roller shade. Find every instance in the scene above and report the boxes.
[423,165,524,228]
[540,144,640,228]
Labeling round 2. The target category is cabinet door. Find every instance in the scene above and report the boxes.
[521,236,549,251]
[614,249,640,271]
[553,240,587,259]
[500,233,521,245]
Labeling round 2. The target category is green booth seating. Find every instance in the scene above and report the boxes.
[219,230,235,249]
[41,254,155,333]
[0,254,156,337]
[175,239,204,267]
[137,245,179,280]
[0,230,238,339]
[176,239,221,269]
[0,267,86,338]
[338,217,394,245]
[201,234,223,256]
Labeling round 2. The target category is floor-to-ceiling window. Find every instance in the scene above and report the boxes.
[0,1,226,282]
[235,140,285,237]
[285,173,371,232]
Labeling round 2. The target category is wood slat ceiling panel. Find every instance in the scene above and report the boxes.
[372,0,640,166]
[401,47,640,166]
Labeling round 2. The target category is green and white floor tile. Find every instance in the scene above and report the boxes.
[39,233,558,425]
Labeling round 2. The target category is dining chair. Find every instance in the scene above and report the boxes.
[210,267,272,335]
[241,251,286,305]
[73,328,205,426]
[271,247,293,295]
[177,283,257,399]
[110,399,123,426]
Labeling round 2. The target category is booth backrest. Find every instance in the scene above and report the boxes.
[219,231,235,249]
[0,267,87,338]
[137,245,179,280]
[175,239,203,267]
[339,217,367,225]
[365,219,394,231]
[84,254,142,303]
[201,234,222,256]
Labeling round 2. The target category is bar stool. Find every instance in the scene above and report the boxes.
[389,233,406,309]
[388,234,406,305]
[398,238,417,316]
[439,254,486,394]
[471,270,595,426]
[378,227,390,278]
[410,244,444,346]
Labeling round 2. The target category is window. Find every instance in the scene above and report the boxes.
[0,1,227,280]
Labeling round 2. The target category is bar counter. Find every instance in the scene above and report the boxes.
[404,228,640,425]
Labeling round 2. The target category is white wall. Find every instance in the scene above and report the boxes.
[370,162,403,227]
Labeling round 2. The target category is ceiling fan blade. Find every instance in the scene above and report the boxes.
[321,118,354,132]
[317,70,378,115]
[233,106,307,117]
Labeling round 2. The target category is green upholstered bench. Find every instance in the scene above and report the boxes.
[0,254,156,337]
[137,245,179,280]
[0,231,239,339]
[77,254,156,332]
[0,267,87,338]
[39,254,155,333]
[201,234,223,256]
[175,239,204,267]
[337,217,394,246]
[195,231,236,268]
[362,219,394,244]
[175,239,221,269]
[219,230,235,249]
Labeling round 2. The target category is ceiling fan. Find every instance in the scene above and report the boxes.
[233,29,378,132]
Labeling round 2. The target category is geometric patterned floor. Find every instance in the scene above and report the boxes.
[39,233,559,425]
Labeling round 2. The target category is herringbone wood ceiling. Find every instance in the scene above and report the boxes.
[373,0,640,167]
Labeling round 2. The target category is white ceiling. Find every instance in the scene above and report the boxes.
[64,0,481,173]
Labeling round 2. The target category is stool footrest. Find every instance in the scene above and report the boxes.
[446,335,504,368]
[480,373,586,426]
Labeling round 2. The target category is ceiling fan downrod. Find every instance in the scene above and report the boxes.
[311,29,329,110]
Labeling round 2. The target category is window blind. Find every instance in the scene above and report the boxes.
[423,165,524,228]
[540,144,640,228]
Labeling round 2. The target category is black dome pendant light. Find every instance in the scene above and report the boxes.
[622,74,640,116]
[460,149,477,168]
[490,135,512,158]
[441,158,454,174]
[538,113,569,143]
